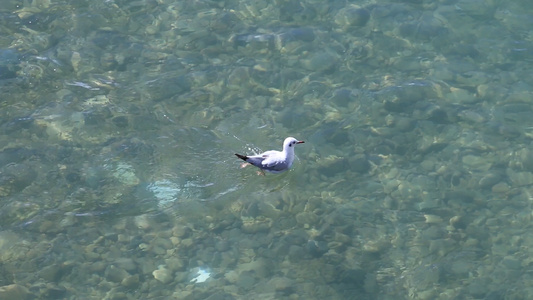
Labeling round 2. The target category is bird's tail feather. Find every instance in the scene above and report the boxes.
[235,153,248,161]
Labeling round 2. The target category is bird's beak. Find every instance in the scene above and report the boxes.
[297,141,305,144]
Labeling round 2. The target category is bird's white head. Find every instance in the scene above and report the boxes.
[283,137,304,152]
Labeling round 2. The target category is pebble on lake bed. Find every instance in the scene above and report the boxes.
[0,284,31,300]
[424,214,443,224]
[153,265,173,284]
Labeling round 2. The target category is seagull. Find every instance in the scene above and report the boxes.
[235,137,304,174]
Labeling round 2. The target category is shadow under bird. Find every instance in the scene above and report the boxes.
[235,137,304,174]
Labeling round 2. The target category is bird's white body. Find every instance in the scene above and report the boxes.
[235,137,304,173]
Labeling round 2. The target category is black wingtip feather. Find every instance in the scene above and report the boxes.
[235,153,248,161]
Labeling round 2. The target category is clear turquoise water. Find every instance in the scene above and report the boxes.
[1,0,533,299]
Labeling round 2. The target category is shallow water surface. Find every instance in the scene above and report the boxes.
[1,0,533,299]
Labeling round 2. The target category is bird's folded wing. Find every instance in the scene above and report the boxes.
[261,154,285,168]
[245,155,266,166]
[260,150,278,157]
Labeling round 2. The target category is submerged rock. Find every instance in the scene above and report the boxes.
[105,265,131,284]
[153,266,173,284]
[0,284,32,300]
[349,155,371,173]
[0,163,37,196]
[305,240,328,258]
[335,5,371,28]
[0,48,19,80]
[317,155,348,176]
[301,51,339,72]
